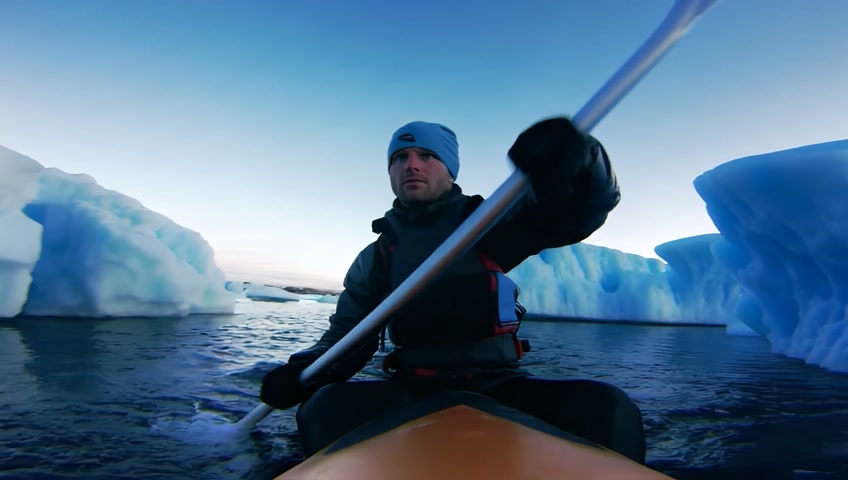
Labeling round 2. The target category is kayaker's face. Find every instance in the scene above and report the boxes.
[389,148,454,205]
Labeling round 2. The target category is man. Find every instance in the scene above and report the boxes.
[260,117,646,463]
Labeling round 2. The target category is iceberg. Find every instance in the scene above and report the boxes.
[316,294,340,305]
[0,149,43,317]
[242,283,300,303]
[508,236,749,332]
[225,281,246,295]
[0,146,235,318]
[694,140,848,373]
[226,280,310,303]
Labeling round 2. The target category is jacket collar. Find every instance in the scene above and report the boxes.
[387,184,465,225]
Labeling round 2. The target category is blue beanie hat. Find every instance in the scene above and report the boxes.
[387,121,460,179]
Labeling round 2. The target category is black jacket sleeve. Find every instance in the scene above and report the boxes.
[477,136,620,272]
[288,241,388,386]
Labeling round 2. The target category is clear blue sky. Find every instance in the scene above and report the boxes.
[1,0,846,288]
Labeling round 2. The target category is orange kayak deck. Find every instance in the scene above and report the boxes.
[277,391,672,480]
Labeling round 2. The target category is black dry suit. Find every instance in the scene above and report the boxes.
[373,193,530,374]
[292,137,621,387]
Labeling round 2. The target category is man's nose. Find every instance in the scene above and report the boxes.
[404,152,423,169]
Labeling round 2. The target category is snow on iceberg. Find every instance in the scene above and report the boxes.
[0,145,235,318]
[225,281,246,295]
[226,279,333,304]
[654,234,750,334]
[508,236,750,333]
[316,294,339,305]
[242,283,300,303]
[0,149,43,317]
[694,139,848,372]
[509,243,675,320]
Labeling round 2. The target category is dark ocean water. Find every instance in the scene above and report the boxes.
[1,300,847,480]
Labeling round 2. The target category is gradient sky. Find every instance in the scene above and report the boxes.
[1,0,846,289]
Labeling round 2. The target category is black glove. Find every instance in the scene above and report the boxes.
[508,117,592,196]
[259,350,321,409]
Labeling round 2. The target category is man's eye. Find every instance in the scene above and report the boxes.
[393,153,408,163]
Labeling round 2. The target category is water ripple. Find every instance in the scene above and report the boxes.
[1,302,847,479]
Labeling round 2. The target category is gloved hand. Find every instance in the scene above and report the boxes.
[260,351,321,409]
[508,117,592,196]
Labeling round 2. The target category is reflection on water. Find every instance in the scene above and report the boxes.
[521,321,848,479]
[1,301,847,479]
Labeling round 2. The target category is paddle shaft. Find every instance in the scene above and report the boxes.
[236,0,720,430]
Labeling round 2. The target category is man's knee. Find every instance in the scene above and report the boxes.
[297,383,348,419]
[296,383,369,455]
[295,380,413,456]
[594,381,641,412]
[584,380,646,464]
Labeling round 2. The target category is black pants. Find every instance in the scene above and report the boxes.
[296,375,646,464]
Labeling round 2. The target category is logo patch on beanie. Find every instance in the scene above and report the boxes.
[397,133,416,142]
